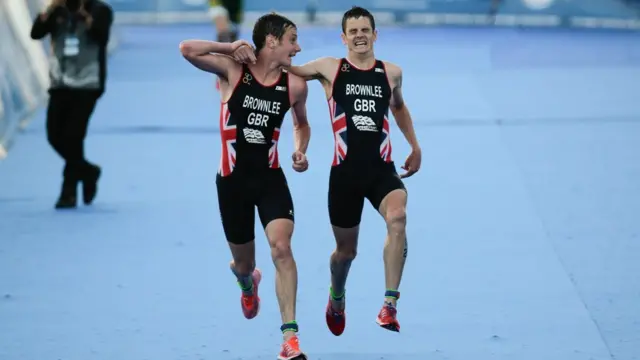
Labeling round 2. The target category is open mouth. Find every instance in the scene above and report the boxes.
[354,40,367,46]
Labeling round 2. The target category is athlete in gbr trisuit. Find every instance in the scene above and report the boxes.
[286,6,422,336]
[180,12,311,360]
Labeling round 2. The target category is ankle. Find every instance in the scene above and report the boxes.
[384,289,400,307]
[280,321,298,340]
[332,252,356,266]
[283,331,296,341]
[240,285,254,296]
[330,286,345,301]
[230,266,254,294]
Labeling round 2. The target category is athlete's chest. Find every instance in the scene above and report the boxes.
[333,69,391,112]
[228,78,291,129]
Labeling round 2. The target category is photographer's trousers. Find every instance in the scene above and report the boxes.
[46,89,100,182]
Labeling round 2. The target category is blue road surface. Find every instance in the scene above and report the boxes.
[1,25,640,360]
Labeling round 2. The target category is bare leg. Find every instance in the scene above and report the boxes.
[378,189,408,307]
[228,240,256,293]
[227,239,262,320]
[265,218,298,340]
[329,225,359,310]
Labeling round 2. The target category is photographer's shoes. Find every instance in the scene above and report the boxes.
[54,164,101,209]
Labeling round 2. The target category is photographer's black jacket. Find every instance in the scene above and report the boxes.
[30,0,113,95]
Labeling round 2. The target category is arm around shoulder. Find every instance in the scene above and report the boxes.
[288,56,340,82]
[179,40,242,81]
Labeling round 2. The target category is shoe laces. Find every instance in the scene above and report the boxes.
[283,336,300,354]
[242,294,255,308]
[380,304,397,319]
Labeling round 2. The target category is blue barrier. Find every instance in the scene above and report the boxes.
[108,0,640,29]
[0,1,49,158]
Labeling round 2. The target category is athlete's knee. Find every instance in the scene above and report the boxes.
[266,219,295,265]
[336,239,357,261]
[335,246,357,263]
[385,207,407,235]
[269,237,293,264]
[332,226,358,261]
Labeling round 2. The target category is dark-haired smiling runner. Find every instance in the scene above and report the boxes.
[180,12,310,360]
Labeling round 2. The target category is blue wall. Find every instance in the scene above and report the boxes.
[0,3,44,153]
[107,0,640,28]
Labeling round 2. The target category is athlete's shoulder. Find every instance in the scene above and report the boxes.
[381,60,402,78]
[286,72,309,99]
[287,71,307,87]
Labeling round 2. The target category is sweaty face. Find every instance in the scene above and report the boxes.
[342,17,376,54]
[275,27,301,66]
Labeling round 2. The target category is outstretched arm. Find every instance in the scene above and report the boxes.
[387,63,421,177]
[179,39,248,81]
[288,57,339,82]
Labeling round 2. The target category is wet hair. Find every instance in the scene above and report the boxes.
[252,13,297,53]
[341,6,376,33]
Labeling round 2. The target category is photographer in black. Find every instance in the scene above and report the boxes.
[31,0,113,209]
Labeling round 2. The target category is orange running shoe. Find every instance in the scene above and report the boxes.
[376,302,400,332]
[240,268,261,319]
[325,295,346,336]
[278,334,307,360]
